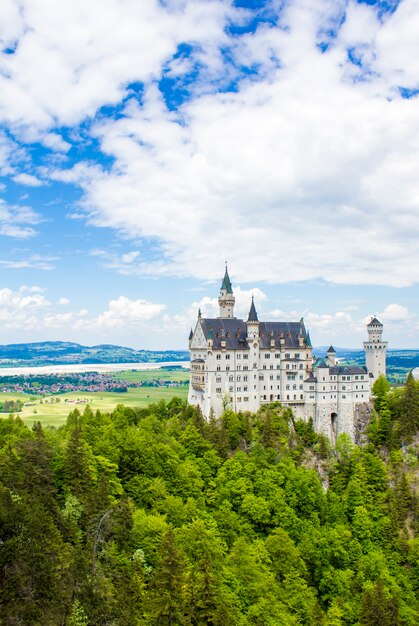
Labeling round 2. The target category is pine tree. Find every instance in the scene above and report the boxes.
[397,372,419,441]
[360,579,399,625]
[147,530,186,625]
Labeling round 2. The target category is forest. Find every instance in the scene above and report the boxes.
[0,375,418,625]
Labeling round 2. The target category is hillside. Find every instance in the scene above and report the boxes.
[0,341,188,368]
[0,377,418,625]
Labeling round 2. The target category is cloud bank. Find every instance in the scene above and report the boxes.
[48,0,419,288]
[2,1,419,292]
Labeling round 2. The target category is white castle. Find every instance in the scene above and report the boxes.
[188,267,387,442]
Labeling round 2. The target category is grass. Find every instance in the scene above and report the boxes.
[112,369,189,383]
[0,385,188,428]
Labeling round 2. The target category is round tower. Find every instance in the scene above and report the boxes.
[363,317,388,380]
[218,265,235,318]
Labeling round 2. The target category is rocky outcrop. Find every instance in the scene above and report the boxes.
[354,402,374,446]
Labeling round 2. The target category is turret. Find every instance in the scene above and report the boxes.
[218,265,235,318]
[363,317,387,380]
[366,317,383,342]
[326,345,336,365]
[247,296,259,340]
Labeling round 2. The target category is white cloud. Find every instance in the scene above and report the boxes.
[0,287,166,335]
[2,0,419,295]
[270,307,359,335]
[94,296,166,328]
[0,0,234,132]
[0,287,50,327]
[0,199,41,239]
[377,303,413,323]
[0,254,57,270]
[45,1,419,288]
[121,251,140,264]
[12,173,43,187]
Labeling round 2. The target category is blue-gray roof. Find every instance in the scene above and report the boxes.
[200,318,309,350]
[367,317,383,326]
[248,297,258,322]
[330,365,368,375]
[220,268,233,294]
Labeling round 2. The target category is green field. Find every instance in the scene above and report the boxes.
[113,368,189,383]
[0,385,188,428]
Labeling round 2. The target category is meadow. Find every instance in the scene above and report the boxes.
[0,373,189,428]
[112,368,189,383]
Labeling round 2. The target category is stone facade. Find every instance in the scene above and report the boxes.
[363,317,388,380]
[188,269,386,441]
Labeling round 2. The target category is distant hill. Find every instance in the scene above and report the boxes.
[0,342,417,384]
[0,341,188,368]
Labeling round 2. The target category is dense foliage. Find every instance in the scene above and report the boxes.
[0,382,418,625]
[0,399,23,413]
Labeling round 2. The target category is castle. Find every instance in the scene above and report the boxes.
[188,267,387,441]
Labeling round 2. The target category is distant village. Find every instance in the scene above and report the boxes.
[0,371,188,397]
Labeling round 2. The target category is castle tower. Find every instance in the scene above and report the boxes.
[218,266,235,318]
[363,317,388,380]
[326,345,336,365]
[247,296,259,339]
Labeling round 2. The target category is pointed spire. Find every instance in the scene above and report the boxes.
[188,328,193,341]
[305,331,312,348]
[198,308,201,319]
[327,345,336,353]
[367,316,383,326]
[247,296,258,322]
[220,263,233,294]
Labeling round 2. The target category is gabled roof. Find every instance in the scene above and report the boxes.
[367,317,383,326]
[220,267,233,294]
[248,297,258,322]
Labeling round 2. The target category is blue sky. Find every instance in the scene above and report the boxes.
[0,0,418,350]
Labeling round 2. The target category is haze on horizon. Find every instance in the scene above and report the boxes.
[0,0,419,351]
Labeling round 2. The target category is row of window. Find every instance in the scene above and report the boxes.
[214,351,307,360]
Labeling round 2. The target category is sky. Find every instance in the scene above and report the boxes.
[0,0,418,350]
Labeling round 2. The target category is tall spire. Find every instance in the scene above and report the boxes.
[305,331,312,348]
[220,263,233,294]
[218,263,235,318]
[247,296,258,322]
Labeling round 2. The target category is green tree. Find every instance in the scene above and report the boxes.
[147,529,186,625]
[396,372,419,441]
[360,579,399,626]
[371,375,391,413]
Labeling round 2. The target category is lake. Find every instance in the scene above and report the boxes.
[0,361,189,377]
